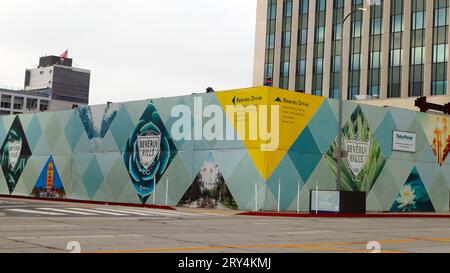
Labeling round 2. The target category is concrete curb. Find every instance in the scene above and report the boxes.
[238,211,450,218]
[0,194,177,211]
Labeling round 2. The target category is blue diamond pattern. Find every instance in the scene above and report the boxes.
[81,156,104,200]
[374,111,397,159]
[110,105,135,150]
[307,101,338,153]
[288,127,323,182]
[25,114,42,152]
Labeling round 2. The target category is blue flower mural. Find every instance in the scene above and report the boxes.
[390,167,435,213]
[122,102,177,203]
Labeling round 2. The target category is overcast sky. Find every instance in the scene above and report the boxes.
[0,0,257,105]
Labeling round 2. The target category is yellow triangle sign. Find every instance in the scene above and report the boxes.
[215,87,324,180]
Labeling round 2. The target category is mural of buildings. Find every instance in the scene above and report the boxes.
[0,86,448,212]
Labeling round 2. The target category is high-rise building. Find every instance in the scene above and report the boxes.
[24,55,91,104]
[253,0,450,100]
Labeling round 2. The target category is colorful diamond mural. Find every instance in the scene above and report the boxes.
[0,116,32,193]
[0,87,446,213]
[390,167,435,212]
[31,155,66,199]
[325,105,386,192]
[78,103,121,150]
[122,102,178,203]
[177,153,237,210]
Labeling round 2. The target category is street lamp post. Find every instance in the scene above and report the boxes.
[336,8,367,192]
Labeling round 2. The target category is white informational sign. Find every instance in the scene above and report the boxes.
[392,131,416,153]
[310,190,340,213]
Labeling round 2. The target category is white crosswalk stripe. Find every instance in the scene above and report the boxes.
[37,208,98,215]
[6,209,65,216]
[2,206,222,218]
[95,208,162,216]
[64,208,128,216]
[123,208,201,217]
[118,208,199,217]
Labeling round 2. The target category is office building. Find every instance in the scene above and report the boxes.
[25,55,91,104]
[253,0,450,100]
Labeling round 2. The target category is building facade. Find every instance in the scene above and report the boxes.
[24,56,91,104]
[253,0,450,100]
[0,88,50,115]
[0,87,85,115]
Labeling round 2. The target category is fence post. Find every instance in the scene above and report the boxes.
[153,179,156,205]
[297,179,300,213]
[315,181,319,214]
[255,182,258,212]
[277,178,281,213]
[165,176,169,206]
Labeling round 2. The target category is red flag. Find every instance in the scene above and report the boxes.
[59,49,68,59]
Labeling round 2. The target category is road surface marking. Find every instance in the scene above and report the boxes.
[64,208,127,216]
[37,208,99,215]
[87,238,423,254]
[95,208,160,216]
[286,231,333,235]
[123,208,199,217]
[199,213,227,217]
[0,224,77,229]
[5,209,65,216]
[8,234,144,240]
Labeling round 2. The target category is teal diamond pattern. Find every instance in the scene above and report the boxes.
[288,127,323,182]
[81,156,104,200]
[110,104,135,150]
[374,111,397,159]
[307,100,338,153]
[25,114,42,153]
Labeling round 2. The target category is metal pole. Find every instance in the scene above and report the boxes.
[152,179,156,204]
[337,8,367,192]
[255,182,258,212]
[277,178,281,213]
[165,177,169,206]
[315,182,319,214]
[297,179,300,213]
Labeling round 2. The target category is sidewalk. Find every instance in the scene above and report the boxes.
[238,211,450,218]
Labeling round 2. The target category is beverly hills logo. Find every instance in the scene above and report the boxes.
[8,140,22,169]
[344,138,371,178]
[137,131,161,173]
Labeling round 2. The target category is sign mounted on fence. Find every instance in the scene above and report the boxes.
[393,131,416,153]
[310,190,340,213]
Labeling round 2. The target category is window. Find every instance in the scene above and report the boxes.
[412,11,425,29]
[391,15,404,32]
[433,44,449,63]
[314,58,324,73]
[295,0,309,92]
[26,98,38,111]
[431,0,449,96]
[435,7,448,27]
[264,0,277,82]
[1,95,11,109]
[297,60,306,75]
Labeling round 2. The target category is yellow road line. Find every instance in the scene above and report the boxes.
[86,236,442,253]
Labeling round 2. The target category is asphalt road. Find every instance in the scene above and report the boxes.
[1,197,450,253]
